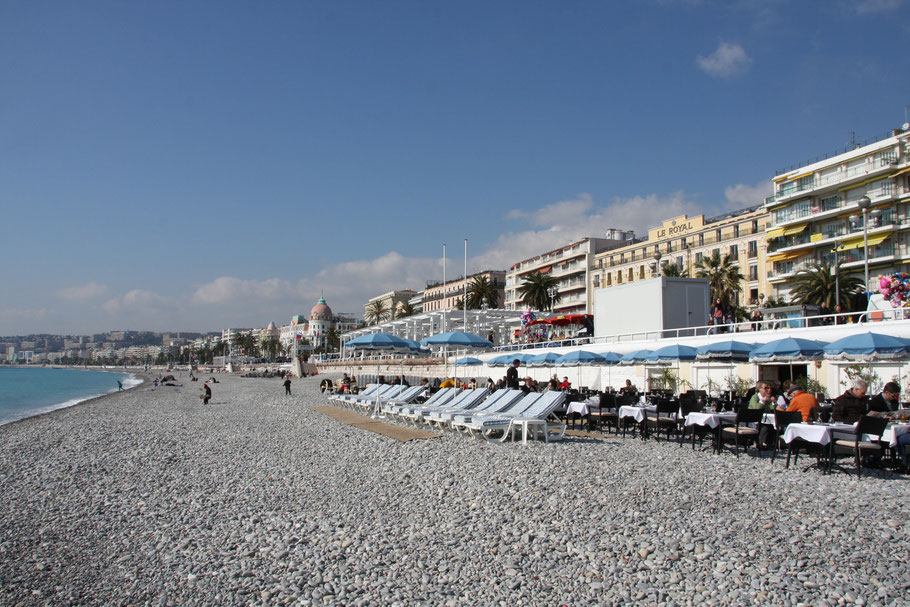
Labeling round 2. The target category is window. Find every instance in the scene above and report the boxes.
[593,275,600,288]
[748,240,757,258]
[778,180,797,197]
[733,224,740,238]
[698,233,705,246]
[713,248,720,259]
[751,219,758,233]
[676,256,683,269]
[627,268,634,282]
[695,252,703,264]
[729,244,738,258]
[716,229,722,242]
[749,264,758,281]
[616,271,622,284]
[639,266,645,279]
[798,174,815,190]
[821,195,840,212]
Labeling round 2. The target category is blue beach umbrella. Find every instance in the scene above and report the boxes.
[420,331,493,349]
[647,344,698,362]
[486,354,512,367]
[454,357,483,366]
[344,333,411,352]
[620,350,654,365]
[554,350,606,366]
[595,352,624,365]
[749,338,826,363]
[696,340,755,361]
[528,352,562,367]
[822,332,910,361]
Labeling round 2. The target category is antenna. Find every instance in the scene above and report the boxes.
[849,130,857,148]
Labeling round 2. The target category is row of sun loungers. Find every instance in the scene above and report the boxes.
[330,384,567,442]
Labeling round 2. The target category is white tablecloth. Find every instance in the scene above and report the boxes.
[685,412,737,429]
[873,423,910,447]
[783,423,856,446]
[567,401,590,417]
[619,405,655,423]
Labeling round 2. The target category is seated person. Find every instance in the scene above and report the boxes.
[620,380,637,395]
[832,379,868,424]
[748,382,775,411]
[868,382,900,416]
[781,385,818,422]
[439,378,456,388]
[558,376,571,390]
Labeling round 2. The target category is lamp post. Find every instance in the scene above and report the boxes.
[832,239,843,309]
[857,195,872,300]
[548,286,558,312]
[650,250,663,277]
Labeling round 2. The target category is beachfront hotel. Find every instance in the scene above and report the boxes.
[591,205,772,308]
[422,270,506,313]
[764,125,910,300]
[503,232,637,314]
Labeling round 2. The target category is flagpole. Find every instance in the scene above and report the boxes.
[442,243,447,334]
[464,238,468,332]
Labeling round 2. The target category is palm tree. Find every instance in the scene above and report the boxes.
[790,260,862,310]
[517,272,560,311]
[695,251,745,307]
[661,263,687,278]
[397,302,416,317]
[364,300,389,325]
[465,275,499,309]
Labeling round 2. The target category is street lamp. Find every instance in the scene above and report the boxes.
[548,286,558,311]
[650,250,667,277]
[832,239,844,309]
[856,195,872,300]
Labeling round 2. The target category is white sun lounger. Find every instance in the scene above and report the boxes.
[457,390,567,442]
[336,384,403,409]
[425,389,525,428]
[329,383,381,405]
[383,387,454,417]
[352,385,426,414]
[399,388,489,426]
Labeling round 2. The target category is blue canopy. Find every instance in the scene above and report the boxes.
[554,350,607,366]
[400,338,430,354]
[620,350,654,365]
[486,354,513,367]
[595,352,624,365]
[696,340,755,361]
[647,344,698,362]
[420,331,493,349]
[823,332,910,361]
[344,333,411,351]
[527,352,562,367]
[749,337,826,362]
[454,357,483,366]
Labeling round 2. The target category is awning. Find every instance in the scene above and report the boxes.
[782,223,807,236]
[838,176,887,192]
[788,170,814,181]
[838,233,891,252]
[767,251,801,263]
[891,165,910,177]
[537,266,552,274]
[766,227,785,239]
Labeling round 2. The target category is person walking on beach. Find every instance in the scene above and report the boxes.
[117,380,123,391]
[202,383,212,405]
[283,377,292,395]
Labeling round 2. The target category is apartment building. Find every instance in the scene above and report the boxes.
[422,270,506,312]
[591,206,771,308]
[364,290,417,321]
[764,126,910,299]
[505,232,636,314]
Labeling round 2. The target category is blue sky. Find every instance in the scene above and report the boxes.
[2,0,909,334]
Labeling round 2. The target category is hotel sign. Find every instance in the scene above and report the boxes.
[648,215,705,241]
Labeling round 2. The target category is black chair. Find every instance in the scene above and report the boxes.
[677,400,705,447]
[830,415,889,478]
[718,408,763,456]
[770,410,809,468]
[617,394,641,438]
[589,392,618,433]
[646,399,678,442]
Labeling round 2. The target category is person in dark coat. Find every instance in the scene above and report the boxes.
[868,381,900,415]
[832,379,868,424]
[283,377,292,395]
[506,359,520,389]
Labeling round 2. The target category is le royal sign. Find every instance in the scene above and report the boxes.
[647,215,705,241]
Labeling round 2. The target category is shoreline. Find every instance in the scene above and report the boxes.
[0,368,147,428]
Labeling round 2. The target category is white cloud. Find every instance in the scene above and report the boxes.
[856,0,903,14]
[697,42,752,78]
[103,289,174,314]
[723,181,773,209]
[58,281,108,301]
[471,192,706,270]
[191,277,297,305]
[0,308,51,326]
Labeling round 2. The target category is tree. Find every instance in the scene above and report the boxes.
[790,260,862,310]
[261,337,280,361]
[661,263,687,278]
[517,272,560,311]
[325,326,340,352]
[397,302,416,318]
[465,275,499,309]
[695,251,745,308]
[364,300,389,325]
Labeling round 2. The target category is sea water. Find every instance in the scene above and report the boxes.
[0,367,140,425]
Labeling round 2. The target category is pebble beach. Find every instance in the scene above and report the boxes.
[1,374,909,607]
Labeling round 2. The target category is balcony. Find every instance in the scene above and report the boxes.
[767,213,900,254]
[770,155,900,206]
[769,184,897,229]
[768,241,902,281]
